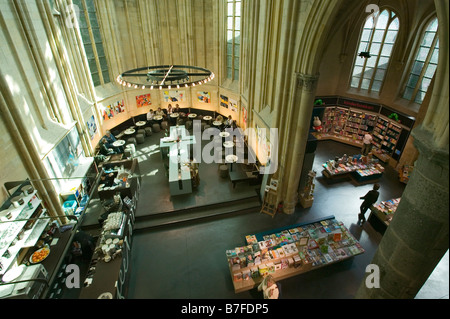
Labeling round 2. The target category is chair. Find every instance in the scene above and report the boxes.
[145,127,153,136]
[185,120,192,130]
[161,121,169,130]
[137,129,146,137]
[219,165,228,178]
[177,118,185,126]
[124,144,135,157]
[152,123,161,133]
[136,134,145,144]
[127,137,137,147]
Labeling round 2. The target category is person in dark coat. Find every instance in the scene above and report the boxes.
[358,183,380,225]
[99,138,115,155]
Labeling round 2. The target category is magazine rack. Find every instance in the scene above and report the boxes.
[260,188,277,218]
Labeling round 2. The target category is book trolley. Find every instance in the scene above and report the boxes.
[226,215,365,293]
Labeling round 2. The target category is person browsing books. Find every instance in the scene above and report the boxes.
[362,132,373,156]
[358,183,380,226]
[257,274,279,299]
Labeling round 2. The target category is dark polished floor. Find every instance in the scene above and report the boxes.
[126,128,449,299]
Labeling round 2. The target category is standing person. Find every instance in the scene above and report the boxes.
[257,274,279,299]
[358,183,380,225]
[362,132,373,156]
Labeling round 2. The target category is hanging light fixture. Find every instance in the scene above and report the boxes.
[116,65,214,90]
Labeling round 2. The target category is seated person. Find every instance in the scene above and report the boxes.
[146,108,155,124]
[167,104,173,115]
[99,138,115,156]
[103,130,123,153]
[155,107,166,119]
[224,115,234,129]
[99,172,116,187]
[215,115,224,130]
[173,104,181,113]
[103,130,116,144]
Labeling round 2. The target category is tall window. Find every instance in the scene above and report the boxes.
[226,0,241,81]
[403,18,439,104]
[350,9,399,93]
[73,0,110,86]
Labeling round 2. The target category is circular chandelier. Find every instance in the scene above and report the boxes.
[116,65,215,90]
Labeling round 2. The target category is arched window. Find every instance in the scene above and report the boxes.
[73,0,110,87]
[350,8,399,93]
[226,0,241,81]
[402,18,439,104]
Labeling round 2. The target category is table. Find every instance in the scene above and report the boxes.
[160,126,197,196]
[136,121,146,127]
[213,121,222,127]
[226,154,238,172]
[124,129,135,135]
[228,215,365,293]
[188,113,197,119]
[228,163,258,188]
[154,115,163,121]
[223,141,235,148]
[203,116,212,121]
[170,113,179,118]
[113,140,126,147]
[219,132,230,138]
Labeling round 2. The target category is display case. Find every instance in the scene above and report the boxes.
[0,186,50,276]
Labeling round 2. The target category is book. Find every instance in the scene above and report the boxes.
[250,267,259,278]
[299,237,309,246]
[333,232,342,242]
[258,264,268,276]
[233,272,243,282]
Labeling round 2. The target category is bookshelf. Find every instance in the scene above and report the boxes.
[316,107,407,165]
[371,116,403,162]
[226,216,364,293]
[321,107,335,134]
[332,107,349,136]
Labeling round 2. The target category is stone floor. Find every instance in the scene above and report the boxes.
[125,129,449,299]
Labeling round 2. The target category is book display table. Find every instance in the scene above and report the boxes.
[368,198,400,234]
[226,216,365,293]
[322,154,384,185]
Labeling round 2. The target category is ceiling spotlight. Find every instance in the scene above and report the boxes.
[117,65,213,90]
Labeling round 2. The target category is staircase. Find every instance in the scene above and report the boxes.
[134,194,261,231]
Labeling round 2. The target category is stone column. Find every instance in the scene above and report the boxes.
[355,126,449,298]
[281,73,319,214]
[356,0,449,298]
